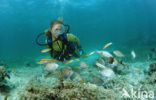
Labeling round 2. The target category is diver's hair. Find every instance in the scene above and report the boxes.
[44,29,51,37]
[45,20,65,37]
[50,20,65,28]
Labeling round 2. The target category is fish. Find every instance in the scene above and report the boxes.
[63,60,74,65]
[75,59,80,61]
[75,66,80,69]
[107,57,114,64]
[131,50,136,59]
[37,61,49,64]
[113,50,124,57]
[79,61,89,69]
[97,51,113,58]
[100,68,115,78]
[71,73,81,81]
[97,58,105,65]
[95,62,106,69]
[103,42,112,49]
[91,77,104,86]
[80,77,85,83]
[133,67,140,71]
[44,63,59,72]
[37,61,43,64]
[74,66,81,72]
[40,58,58,62]
[86,51,95,56]
[62,67,74,79]
[41,48,51,53]
[12,68,15,72]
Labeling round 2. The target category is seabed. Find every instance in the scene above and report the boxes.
[0,45,156,100]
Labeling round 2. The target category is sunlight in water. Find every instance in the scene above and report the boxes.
[58,0,69,3]
[58,0,69,16]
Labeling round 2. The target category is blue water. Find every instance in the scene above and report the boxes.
[0,0,156,58]
[0,1,156,99]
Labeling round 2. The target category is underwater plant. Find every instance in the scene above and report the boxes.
[19,68,122,100]
[20,79,121,100]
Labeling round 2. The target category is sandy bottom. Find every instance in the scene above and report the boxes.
[0,45,156,100]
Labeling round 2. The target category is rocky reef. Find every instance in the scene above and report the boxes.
[148,62,156,75]
[148,48,156,60]
[16,60,156,100]
[136,63,156,98]
[0,65,10,92]
[19,76,119,100]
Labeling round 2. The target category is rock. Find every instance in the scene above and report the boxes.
[0,60,5,66]
[0,66,10,82]
[148,62,156,75]
[150,48,156,53]
[20,80,107,100]
[0,65,10,92]
[148,49,156,60]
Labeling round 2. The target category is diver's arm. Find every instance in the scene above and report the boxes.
[44,28,51,37]
[67,34,84,55]
[44,29,48,34]
[44,29,52,48]
[67,34,81,48]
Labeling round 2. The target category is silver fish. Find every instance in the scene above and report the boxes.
[44,63,59,72]
[62,67,74,79]
[131,50,136,59]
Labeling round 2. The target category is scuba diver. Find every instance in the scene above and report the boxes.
[36,18,84,61]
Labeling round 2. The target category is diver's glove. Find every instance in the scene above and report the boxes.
[78,47,88,58]
[79,48,83,55]
[78,47,84,55]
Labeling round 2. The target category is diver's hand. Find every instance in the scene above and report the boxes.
[79,48,84,55]
[79,48,87,58]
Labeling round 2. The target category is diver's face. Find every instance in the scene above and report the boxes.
[51,24,65,38]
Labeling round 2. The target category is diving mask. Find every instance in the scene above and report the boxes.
[52,24,65,35]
